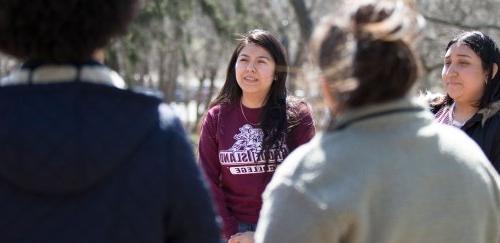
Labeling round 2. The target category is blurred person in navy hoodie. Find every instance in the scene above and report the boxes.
[0,0,220,242]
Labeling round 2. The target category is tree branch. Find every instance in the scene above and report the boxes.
[423,14,500,31]
[289,0,314,41]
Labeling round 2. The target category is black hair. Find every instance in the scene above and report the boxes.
[442,31,500,109]
[0,0,140,62]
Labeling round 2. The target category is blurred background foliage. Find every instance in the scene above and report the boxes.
[2,0,500,133]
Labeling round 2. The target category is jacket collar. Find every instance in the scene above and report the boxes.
[1,61,126,89]
[330,97,427,131]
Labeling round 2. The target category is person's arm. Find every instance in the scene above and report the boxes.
[164,114,221,242]
[254,179,328,243]
[198,110,239,240]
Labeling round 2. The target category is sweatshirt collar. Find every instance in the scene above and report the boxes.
[1,61,126,89]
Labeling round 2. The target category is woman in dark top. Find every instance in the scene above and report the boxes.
[432,31,500,171]
[0,1,220,242]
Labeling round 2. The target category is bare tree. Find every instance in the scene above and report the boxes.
[2,0,500,132]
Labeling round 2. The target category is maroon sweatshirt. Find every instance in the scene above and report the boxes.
[198,100,315,239]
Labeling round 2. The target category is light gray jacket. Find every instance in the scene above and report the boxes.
[255,98,500,243]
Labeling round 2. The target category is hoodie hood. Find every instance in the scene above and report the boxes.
[478,100,500,126]
[0,63,161,195]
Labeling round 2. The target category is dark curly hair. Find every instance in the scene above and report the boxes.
[0,0,140,62]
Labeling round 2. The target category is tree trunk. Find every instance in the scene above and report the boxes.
[288,0,313,94]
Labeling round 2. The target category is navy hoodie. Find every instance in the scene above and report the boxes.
[0,62,220,243]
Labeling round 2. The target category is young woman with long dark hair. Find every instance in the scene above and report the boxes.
[198,29,315,241]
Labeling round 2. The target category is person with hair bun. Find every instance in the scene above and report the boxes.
[251,1,500,243]
[0,1,220,242]
[432,31,500,171]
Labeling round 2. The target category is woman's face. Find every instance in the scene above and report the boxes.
[442,43,488,105]
[235,43,276,101]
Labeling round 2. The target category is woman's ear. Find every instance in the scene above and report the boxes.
[491,63,498,80]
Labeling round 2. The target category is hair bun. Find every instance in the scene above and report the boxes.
[351,0,425,43]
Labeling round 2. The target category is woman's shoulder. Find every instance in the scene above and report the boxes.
[203,101,241,126]
[207,103,222,115]
[207,101,236,115]
[286,96,313,115]
[478,100,500,127]
[286,96,315,129]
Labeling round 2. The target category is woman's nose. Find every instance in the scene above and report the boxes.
[444,65,458,78]
[246,61,256,72]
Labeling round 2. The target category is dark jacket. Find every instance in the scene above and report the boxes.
[431,99,500,171]
[0,62,220,243]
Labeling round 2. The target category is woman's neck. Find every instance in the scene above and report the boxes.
[453,101,479,123]
[241,94,266,108]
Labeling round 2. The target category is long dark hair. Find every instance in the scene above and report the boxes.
[210,29,295,155]
[440,31,500,110]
